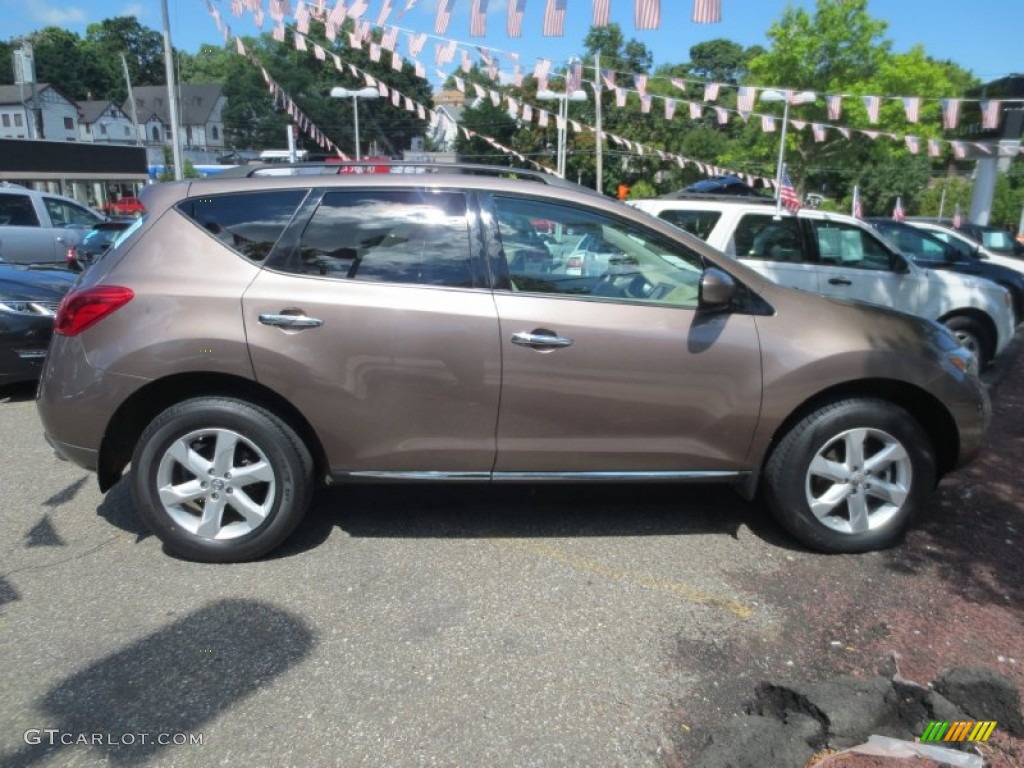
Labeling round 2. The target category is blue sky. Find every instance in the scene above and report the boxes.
[5,0,1022,88]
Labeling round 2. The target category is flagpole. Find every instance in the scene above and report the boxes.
[774,100,789,215]
[594,51,602,194]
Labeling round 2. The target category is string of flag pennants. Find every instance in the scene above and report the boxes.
[207,0,1024,182]
[220,0,1022,128]
[210,3,559,171]
[207,1,781,187]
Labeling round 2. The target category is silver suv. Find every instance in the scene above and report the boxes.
[37,164,990,562]
[629,196,1016,369]
[0,182,105,264]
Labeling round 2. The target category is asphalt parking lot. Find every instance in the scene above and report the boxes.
[1,350,1022,766]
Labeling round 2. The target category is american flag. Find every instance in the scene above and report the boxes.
[736,86,755,113]
[851,185,863,219]
[508,0,526,36]
[636,0,660,29]
[295,0,310,32]
[396,0,418,18]
[862,95,880,124]
[566,60,583,93]
[953,203,963,229]
[826,94,842,120]
[470,0,487,36]
[981,100,1001,130]
[594,0,610,26]
[376,0,393,26]
[892,196,905,222]
[406,32,427,57]
[543,0,567,36]
[436,0,455,34]
[634,74,647,97]
[902,97,920,123]
[779,167,800,212]
[942,99,961,130]
[380,26,398,51]
[691,0,720,23]
[904,135,920,154]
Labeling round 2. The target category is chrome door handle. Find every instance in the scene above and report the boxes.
[258,313,324,328]
[511,331,574,349]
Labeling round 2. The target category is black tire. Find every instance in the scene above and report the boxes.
[942,315,992,370]
[131,397,314,563]
[763,398,936,554]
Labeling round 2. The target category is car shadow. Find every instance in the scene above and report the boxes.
[0,599,315,767]
[270,482,801,560]
[0,381,37,403]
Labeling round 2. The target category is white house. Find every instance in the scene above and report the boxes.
[0,83,79,141]
[125,84,227,152]
[77,100,137,144]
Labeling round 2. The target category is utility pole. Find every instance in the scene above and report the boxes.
[121,53,143,147]
[160,0,184,180]
[594,52,603,194]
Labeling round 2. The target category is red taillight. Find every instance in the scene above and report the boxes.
[66,245,76,265]
[54,286,134,337]
[567,256,583,269]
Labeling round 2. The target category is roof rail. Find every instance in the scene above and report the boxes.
[205,161,601,194]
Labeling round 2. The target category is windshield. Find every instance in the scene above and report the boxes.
[982,230,1014,251]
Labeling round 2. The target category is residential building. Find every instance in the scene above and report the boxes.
[124,83,227,161]
[429,104,463,152]
[0,83,79,142]
[78,100,138,145]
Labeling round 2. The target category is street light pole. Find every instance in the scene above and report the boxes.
[330,86,380,161]
[537,88,588,180]
[760,89,815,213]
[160,0,184,180]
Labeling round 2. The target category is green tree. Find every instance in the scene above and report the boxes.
[83,17,167,102]
[26,28,104,100]
[687,39,749,84]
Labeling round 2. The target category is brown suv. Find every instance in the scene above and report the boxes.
[36,164,990,562]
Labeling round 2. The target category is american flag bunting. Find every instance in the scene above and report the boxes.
[636,0,660,29]
[436,0,455,34]
[981,100,1001,130]
[862,95,880,124]
[736,86,755,113]
[594,0,610,26]
[691,0,720,23]
[471,0,488,36]
[942,99,960,130]
[779,167,800,212]
[543,0,567,36]
[826,94,842,120]
[508,0,526,36]
[902,97,920,123]
[892,196,905,221]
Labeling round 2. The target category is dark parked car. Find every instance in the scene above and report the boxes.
[66,219,135,272]
[867,218,1024,322]
[0,263,77,386]
[908,217,1024,258]
[38,163,988,562]
[664,176,769,198]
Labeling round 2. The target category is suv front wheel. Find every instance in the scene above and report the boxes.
[131,398,314,562]
[763,399,936,553]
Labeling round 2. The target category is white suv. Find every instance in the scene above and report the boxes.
[0,182,104,265]
[629,197,1015,368]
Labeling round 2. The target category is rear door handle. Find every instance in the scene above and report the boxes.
[511,331,574,349]
[827,277,852,286]
[258,313,324,328]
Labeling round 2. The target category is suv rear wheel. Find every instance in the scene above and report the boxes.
[131,398,313,563]
[764,399,935,553]
[942,315,992,370]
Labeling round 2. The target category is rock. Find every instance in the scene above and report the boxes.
[692,715,814,768]
[933,666,1024,736]
[751,676,897,749]
[885,681,973,750]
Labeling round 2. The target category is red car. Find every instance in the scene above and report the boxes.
[103,196,145,217]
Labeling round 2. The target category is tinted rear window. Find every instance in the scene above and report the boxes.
[657,209,721,241]
[284,189,475,288]
[177,190,307,262]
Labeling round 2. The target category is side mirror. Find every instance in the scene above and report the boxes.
[699,267,736,310]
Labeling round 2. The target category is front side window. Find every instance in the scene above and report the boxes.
[0,193,40,227]
[811,220,894,270]
[874,223,947,262]
[177,190,307,262]
[493,196,705,308]
[658,209,722,242]
[732,214,806,263]
[287,190,475,288]
[43,198,101,227]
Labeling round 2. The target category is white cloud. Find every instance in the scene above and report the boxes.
[27,1,87,25]
[120,3,145,18]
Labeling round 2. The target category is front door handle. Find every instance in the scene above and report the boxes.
[258,313,324,328]
[827,277,852,286]
[511,331,574,349]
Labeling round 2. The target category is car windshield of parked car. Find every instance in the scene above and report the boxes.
[982,230,1015,252]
